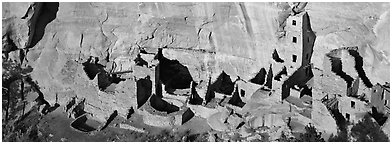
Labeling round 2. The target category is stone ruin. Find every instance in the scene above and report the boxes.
[5,2,388,142]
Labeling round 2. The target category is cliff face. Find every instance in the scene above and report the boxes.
[2,2,390,141]
[3,2,287,121]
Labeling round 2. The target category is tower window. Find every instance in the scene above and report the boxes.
[351,101,355,108]
[385,100,388,105]
[292,55,297,62]
[292,37,297,43]
[292,20,296,26]
[306,54,309,61]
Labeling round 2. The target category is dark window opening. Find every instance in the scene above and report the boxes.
[292,55,297,62]
[351,101,355,108]
[240,89,245,97]
[381,91,384,100]
[292,37,297,43]
[346,113,350,121]
[307,37,310,43]
[385,100,388,106]
[292,20,296,26]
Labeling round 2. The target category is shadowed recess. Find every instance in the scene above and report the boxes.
[300,86,312,98]
[182,108,195,125]
[369,107,388,126]
[126,107,135,119]
[82,57,125,91]
[347,50,373,88]
[137,76,152,108]
[274,66,288,81]
[250,68,267,85]
[156,49,193,93]
[28,2,59,48]
[205,77,215,104]
[189,81,203,105]
[273,49,285,63]
[212,71,235,95]
[265,64,273,89]
[134,54,148,67]
[100,110,118,131]
[82,57,103,80]
[149,94,180,114]
[228,86,246,108]
[329,57,354,89]
[70,113,100,133]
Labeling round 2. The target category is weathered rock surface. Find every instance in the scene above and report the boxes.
[2,2,389,142]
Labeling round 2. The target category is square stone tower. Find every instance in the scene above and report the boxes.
[285,11,316,75]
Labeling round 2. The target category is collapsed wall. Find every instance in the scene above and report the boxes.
[322,47,373,97]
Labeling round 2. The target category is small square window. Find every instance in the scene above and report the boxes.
[292,20,296,26]
[292,37,297,43]
[292,55,297,62]
[351,101,355,108]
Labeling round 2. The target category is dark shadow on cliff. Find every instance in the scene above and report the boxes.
[274,66,287,81]
[369,107,388,126]
[150,94,179,114]
[82,57,125,91]
[273,49,285,63]
[329,57,354,89]
[156,49,193,93]
[228,86,245,108]
[212,71,235,95]
[28,2,59,48]
[134,54,148,67]
[250,68,266,85]
[348,50,373,88]
[189,81,203,105]
[100,110,118,131]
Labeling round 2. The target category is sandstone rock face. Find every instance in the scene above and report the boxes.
[2,2,390,142]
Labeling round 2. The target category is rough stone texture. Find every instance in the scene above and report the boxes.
[2,2,390,142]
